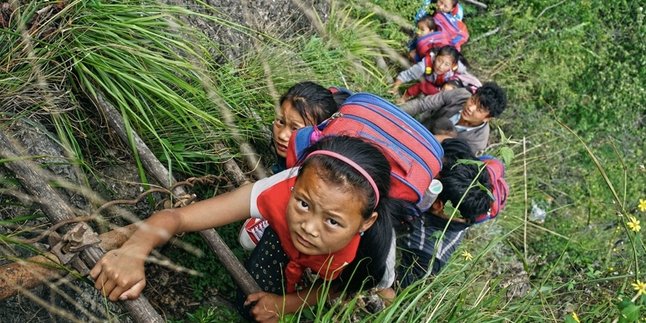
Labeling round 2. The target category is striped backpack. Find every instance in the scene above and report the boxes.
[285,93,444,204]
[412,31,451,62]
[434,12,469,51]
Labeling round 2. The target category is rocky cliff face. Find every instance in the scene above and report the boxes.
[166,0,329,63]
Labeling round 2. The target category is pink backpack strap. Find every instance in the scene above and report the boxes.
[473,156,509,223]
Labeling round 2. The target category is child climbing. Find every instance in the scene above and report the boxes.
[90,136,400,322]
[243,81,351,251]
[413,0,468,52]
[271,81,346,174]
[408,14,450,62]
[400,82,507,154]
[414,0,463,22]
[390,45,468,103]
[397,138,509,287]
[433,2,469,51]
[436,0,464,21]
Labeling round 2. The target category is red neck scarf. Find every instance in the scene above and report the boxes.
[424,54,456,86]
[256,176,360,293]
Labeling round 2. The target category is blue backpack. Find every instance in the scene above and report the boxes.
[286,93,444,204]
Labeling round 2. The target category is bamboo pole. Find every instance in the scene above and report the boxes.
[0,224,137,300]
[94,91,261,295]
[0,131,164,323]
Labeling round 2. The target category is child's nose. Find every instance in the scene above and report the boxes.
[277,127,292,142]
[301,221,319,238]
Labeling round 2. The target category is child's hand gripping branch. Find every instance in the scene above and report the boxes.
[90,135,396,322]
[90,243,147,301]
[244,291,287,322]
[89,184,254,301]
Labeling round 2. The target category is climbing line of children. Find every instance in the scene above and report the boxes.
[90,2,510,321]
[393,0,475,105]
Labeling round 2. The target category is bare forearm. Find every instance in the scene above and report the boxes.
[120,209,182,255]
[119,183,253,256]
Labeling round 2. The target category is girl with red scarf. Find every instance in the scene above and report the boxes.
[90,136,403,322]
[390,45,471,104]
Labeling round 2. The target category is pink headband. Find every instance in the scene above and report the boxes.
[306,150,380,209]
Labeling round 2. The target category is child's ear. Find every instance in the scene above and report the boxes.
[360,212,378,233]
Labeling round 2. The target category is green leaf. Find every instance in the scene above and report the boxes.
[499,146,514,165]
[617,300,633,310]
[618,304,640,323]
[454,158,485,167]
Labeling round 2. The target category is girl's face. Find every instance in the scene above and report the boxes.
[436,0,454,13]
[272,101,315,158]
[416,21,432,36]
[433,54,456,75]
[286,165,377,255]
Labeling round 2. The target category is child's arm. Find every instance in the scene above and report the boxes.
[400,87,456,116]
[390,60,427,95]
[90,183,254,301]
[396,60,426,84]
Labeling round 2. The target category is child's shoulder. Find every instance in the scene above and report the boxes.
[251,168,298,219]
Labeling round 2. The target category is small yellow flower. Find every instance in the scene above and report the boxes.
[633,280,646,296]
[571,312,580,323]
[627,216,641,232]
[461,250,473,261]
[639,199,646,212]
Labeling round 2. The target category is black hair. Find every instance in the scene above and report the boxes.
[437,138,491,221]
[328,87,352,107]
[424,117,457,136]
[474,82,507,118]
[434,45,469,69]
[280,81,340,125]
[298,136,405,293]
[441,137,475,166]
[417,14,437,31]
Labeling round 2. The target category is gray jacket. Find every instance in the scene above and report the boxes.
[401,88,490,153]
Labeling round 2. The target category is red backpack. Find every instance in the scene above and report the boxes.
[433,12,469,51]
[285,93,444,204]
[414,31,451,62]
[473,156,509,223]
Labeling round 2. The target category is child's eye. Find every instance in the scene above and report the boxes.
[274,119,285,127]
[326,218,342,227]
[298,199,309,210]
